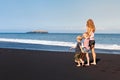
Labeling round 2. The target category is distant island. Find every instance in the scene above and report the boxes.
[27,30,48,34]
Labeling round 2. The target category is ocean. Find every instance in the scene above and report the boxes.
[0,33,120,54]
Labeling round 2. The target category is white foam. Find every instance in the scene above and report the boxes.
[95,44,120,50]
[0,38,76,47]
[0,38,120,50]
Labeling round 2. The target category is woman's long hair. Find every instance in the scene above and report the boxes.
[86,19,96,36]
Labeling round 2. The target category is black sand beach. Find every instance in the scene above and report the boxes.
[0,48,120,80]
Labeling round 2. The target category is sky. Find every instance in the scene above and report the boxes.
[0,0,120,33]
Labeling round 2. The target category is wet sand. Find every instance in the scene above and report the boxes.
[0,48,120,80]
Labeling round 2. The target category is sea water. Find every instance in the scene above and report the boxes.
[0,33,120,54]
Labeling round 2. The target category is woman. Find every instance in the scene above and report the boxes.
[86,19,96,65]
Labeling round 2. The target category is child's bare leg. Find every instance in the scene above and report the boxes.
[85,53,90,66]
[74,59,78,63]
[76,61,81,67]
[75,59,82,63]
[80,58,84,66]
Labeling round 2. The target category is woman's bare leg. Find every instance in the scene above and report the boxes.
[91,47,96,65]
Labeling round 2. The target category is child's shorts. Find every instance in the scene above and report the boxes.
[74,52,85,61]
[74,52,80,61]
[82,47,89,53]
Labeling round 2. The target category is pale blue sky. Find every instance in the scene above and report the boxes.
[0,0,120,33]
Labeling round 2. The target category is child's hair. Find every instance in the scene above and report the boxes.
[83,32,89,38]
[76,35,83,40]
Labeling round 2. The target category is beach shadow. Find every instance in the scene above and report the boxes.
[96,58,101,63]
[83,58,101,64]
[90,58,101,64]
[73,58,101,67]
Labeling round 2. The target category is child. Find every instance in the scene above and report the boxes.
[82,32,90,66]
[70,35,85,67]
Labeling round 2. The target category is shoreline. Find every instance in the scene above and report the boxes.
[0,48,120,80]
[0,41,120,54]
